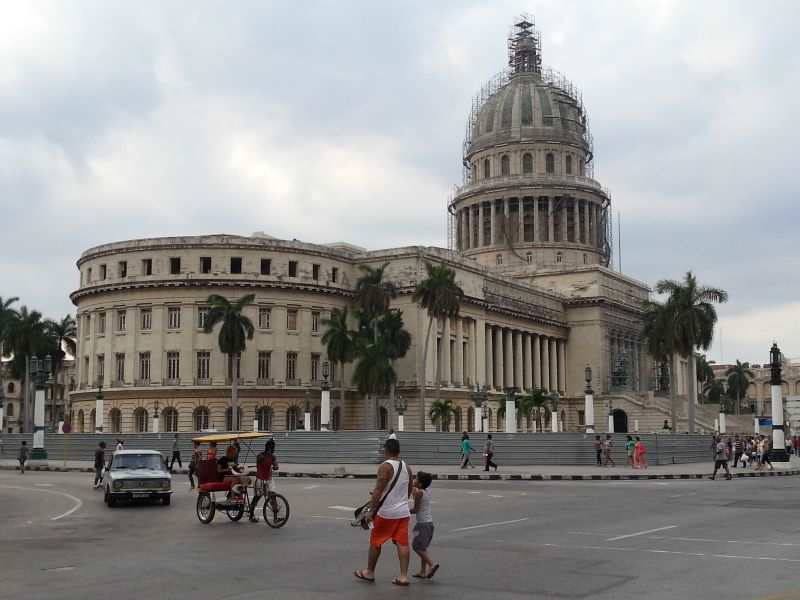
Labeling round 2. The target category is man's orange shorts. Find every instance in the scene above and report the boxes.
[370,515,410,547]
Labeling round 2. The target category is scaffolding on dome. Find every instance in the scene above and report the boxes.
[508,14,542,75]
[446,188,457,252]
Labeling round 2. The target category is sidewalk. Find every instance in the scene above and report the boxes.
[3,457,799,481]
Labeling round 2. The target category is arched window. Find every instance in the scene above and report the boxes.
[7,382,14,394]
[78,410,85,433]
[162,407,179,432]
[286,406,300,431]
[109,408,121,433]
[565,155,572,175]
[6,403,13,416]
[483,158,491,179]
[134,407,148,433]
[193,406,209,431]
[526,252,533,264]
[311,406,321,431]
[467,407,475,432]
[546,153,555,174]
[501,155,510,176]
[454,407,462,432]
[496,254,503,265]
[332,406,341,431]
[522,153,533,174]
[556,252,563,264]
[89,409,96,432]
[256,406,273,431]
[225,407,243,431]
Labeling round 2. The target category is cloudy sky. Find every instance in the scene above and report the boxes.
[2,1,798,364]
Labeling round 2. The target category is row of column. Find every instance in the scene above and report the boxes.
[457,196,603,251]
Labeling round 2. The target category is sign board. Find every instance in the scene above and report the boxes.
[758,418,773,427]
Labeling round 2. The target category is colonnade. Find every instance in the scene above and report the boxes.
[456,196,604,251]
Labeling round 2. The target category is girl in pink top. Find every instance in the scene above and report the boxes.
[634,437,648,469]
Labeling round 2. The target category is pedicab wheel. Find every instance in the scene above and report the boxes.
[196,493,215,524]
[263,493,290,528]
[226,502,245,522]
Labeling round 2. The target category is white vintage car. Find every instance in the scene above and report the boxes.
[103,449,173,507]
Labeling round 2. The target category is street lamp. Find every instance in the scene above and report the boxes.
[95,383,104,434]
[152,399,160,433]
[768,342,789,461]
[549,391,561,432]
[321,360,331,431]
[303,390,312,431]
[503,387,519,433]
[607,396,614,434]
[29,355,52,460]
[470,385,488,433]
[0,381,5,434]
[584,365,595,433]
[394,393,408,432]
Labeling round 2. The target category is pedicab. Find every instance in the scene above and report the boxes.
[193,432,289,527]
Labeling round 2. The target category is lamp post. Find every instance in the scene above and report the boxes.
[607,397,614,433]
[30,355,52,461]
[95,383,104,433]
[470,385,487,433]
[549,392,561,432]
[0,383,5,433]
[718,396,726,435]
[321,361,331,431]
[504,387,518,434]
[394,393,408,432]
[152,399,160,433]
[481,401,488,433]
[769,342,789,461]
[304,390,312,432]
[584,365,595,433]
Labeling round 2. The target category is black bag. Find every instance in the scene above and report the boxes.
[352,460,404,530]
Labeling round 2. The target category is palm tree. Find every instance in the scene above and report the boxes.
[428,399,456,432]
[703,379,726,407]
[726,359,754,415]
[44,315,77,426]
[4,305,49,432]
[642,299,677,429]
[655,271,728,433]
[203,294,255,431]
[352,338,396,428]
[321,307,356,410]
[696,354,715,397]
[412,262,464,430]
[518,388,547,431]
[354,263,397,342]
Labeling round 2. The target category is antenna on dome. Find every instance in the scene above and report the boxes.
[508,14,542,75]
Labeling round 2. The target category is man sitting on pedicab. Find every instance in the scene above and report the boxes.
[217,456,250,500]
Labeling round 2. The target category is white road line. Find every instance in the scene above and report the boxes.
[606,525,677,542]
[488,494,504,498]
[649,535,800,548]
[328,505,357,512]
[34,483,54,487]
[541,543,800,563]
[451,518,529,532]
[0,485,83,521]
[311,515,350,520]
[467,491,481,495]
[303,485,320,490]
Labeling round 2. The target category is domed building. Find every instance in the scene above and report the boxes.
[68,17,692,434]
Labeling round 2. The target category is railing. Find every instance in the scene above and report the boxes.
[455,174,605,197]
[134,379,150,387]
[162,378,180,386]
[256,378,275,386]
[286,378,301,387]
[193,378,211,386]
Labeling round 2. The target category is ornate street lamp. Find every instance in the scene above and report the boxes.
[584,365,595,433]
[768,342,789,461]
[321,360,331,431]
[152,399,160,433]
[95,383,104,433]
[394,393,408,432]
[303,389,311,431]
[29,355,52,460]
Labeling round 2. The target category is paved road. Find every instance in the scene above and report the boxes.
[2,469,800,599]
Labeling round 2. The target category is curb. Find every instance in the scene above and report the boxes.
[3,464,799,481]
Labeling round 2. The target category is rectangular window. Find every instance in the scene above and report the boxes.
[200,256,212,274]
[115,353,125,383]
[198,307,209,329]
[230,257,242,274]
[196,351,210,381]
[311,311,320,333]
[258,307,271,329]
[288,260,298,277]
[331,267,338,283]
[83,356,90,383]
[166,351,180,380]
[258,351,271,380]
[140,308,152,330]
[100,264,107,280]
[84,314,91,337]
[87,267,92,282]
[142,258,153,276]
[167,307,181,329]
[286,308,298,331]
[286,352,297,382]
[311,354,320,382]
[97,312,106,335]
[96,355,105,383]
[170,257,181,274]
[116,310,126,332]
[118,261,127,278]
[260,258,271,275]
[312,264,320,281]
[139,352,151,381]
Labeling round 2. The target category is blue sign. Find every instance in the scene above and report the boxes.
[758,418,773,427]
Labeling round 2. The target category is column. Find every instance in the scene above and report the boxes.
[514,331,523,390]
[562,198,568,243]
[541,336,550,391]
[523,333,532,391]
[485,324,494,389]
[478,203,484,247]
[469,207,477,250]
[518,199,524,243]
[532,197,538,242]
[460,209,468,250]
[582,200,589,246]
[548,197,554,242]
[490,200,497,245]
[442,317,451,385]
[576,200,582,244]
[533,334,542,389]
[558,339,567,393]
[495,327,504,390]
[455,318,464,386]
[503,329,513,390]
[549,338,558,394]
[475,319,485,386]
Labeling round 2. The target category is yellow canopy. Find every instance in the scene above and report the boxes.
[192,431,271,444]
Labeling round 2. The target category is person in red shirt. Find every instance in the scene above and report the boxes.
[250,439,279,522]
[207,441,218,460]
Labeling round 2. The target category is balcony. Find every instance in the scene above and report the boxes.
[134,379,150,387]
[454,174,606,198]
[256,378,275,386]
[194,378,211,386]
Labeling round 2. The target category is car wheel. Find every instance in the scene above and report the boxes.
[107,489,117,508]
[162,495,171,506]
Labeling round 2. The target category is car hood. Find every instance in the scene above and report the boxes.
[108,469,171,480]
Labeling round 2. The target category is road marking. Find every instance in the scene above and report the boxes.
[452,518,529,532]
[0,485,83,521]
[467,491,481,495]
[542,543,800,563]
[328,505,357,512]
[303,485,320,490]
[488,494,504,498]
[649,535,800,548]
[41,566,75,572]
[311,515,349,520]
[606,525,677,542]
[34,483,54,487]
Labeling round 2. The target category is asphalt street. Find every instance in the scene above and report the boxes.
[2,469,800,600]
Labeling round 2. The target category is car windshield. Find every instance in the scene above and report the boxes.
[112,454,165,471]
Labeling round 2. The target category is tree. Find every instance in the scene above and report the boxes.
[703,379,726,408]
[655,271,728,433]
[642,299,677,429]
[203,294,255,431]
[428,399,456,432]
[4,305,49,432]
[354,263,397,342]
[321,307,356,407]
[695,354,715,396]
[726,359,754,415]
[518,388,547,431]
[352,337,396,427]
[412,262,464,430]
[44,315,77,426]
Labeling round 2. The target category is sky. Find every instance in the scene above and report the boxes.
[2,0,798,365]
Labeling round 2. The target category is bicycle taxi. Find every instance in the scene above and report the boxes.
[193,431,289,527]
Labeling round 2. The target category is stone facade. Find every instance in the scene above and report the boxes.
[1,359,75,433]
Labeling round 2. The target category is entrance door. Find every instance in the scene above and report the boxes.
[612,409,629,433]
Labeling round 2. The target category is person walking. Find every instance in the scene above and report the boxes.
[625,435,635,468]
[250,438,280,522]
[593,435,602,466]
[232,439,241,464]
[115,439,124,453]
[634,436,648,469]
[602,434,616,467]
[460,432,474,469]
[759,436,774,471]
[387,428,397,441]
[188,440,201,489]
[93,441,107,488]
[733,435,744,468]
[169,434,182,472]
[711,435,732,480]
[411,471,439,580]
[483,434,498,472]
[354,438,413,586]
[18,440,29,474]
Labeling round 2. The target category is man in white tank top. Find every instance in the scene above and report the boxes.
[354,438,414,586]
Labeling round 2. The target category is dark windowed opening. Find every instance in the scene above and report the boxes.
[523,153,533,174]
[566,155,573,175]
[100,265,107,280]
[260,258,271,275]
[312,264,320,281]
[501,155,510,176]
[230,257,242,274]
[118,261,127,278]
[170,257,181,274]
[142,259,153,276]
[200,257,211,274]
[546,153,555,174]
[331,267,338,283]
[288,261,298,277]
[483,159,491,179]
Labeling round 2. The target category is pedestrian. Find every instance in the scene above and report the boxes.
[460,432,474,469]
[794,435,800,457]
[188,440,201,489]
[207,440,218,460]
[93,441,107,488]
[18,440,29,474]
[634,436,647,469]
[232,439,241,464]
[250,438,280,522]
[760,436,774,471]
[411,471,439,580]
[711,435,732,480]
[662,419,671,432]
[593,435,602,466]
[603,434,616,467]
[483,434,498,472]
[169,434,182,472]
[115,439,124,453]
[733,435,743,468]
[625,435,635,468]
[387,428,397,441]
[354,438,413,586]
